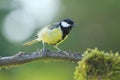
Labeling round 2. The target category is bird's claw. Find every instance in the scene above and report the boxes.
[57,50,69,55]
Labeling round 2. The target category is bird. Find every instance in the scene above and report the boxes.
[24,19,75,52]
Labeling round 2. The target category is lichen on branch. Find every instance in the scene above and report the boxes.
[1,48,120,80]
[74,48,120,80]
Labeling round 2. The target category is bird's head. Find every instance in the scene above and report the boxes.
[60,19,75,28]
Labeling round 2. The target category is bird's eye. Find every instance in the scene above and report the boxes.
[61,21,70,27]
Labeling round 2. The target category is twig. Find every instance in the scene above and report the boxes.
[0,50,82,68]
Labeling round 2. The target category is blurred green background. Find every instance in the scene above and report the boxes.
[0,0,120,80]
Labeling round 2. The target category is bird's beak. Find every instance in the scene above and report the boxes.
[73,24,76,27]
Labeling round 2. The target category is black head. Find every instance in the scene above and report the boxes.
[60,19,75,28]
[59,19,75,39]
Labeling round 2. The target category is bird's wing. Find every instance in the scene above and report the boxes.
[47,22,60,30]
[35,22,60,39]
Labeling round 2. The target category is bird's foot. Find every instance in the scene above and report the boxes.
[57,50,69,55]
[40,48,47,53]
[40,48,50,53]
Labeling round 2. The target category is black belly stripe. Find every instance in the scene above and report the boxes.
[61,27,72,39]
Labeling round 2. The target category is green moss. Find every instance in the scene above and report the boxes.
[74,48,120,80]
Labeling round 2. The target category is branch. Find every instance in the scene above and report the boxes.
[0,50,82,68]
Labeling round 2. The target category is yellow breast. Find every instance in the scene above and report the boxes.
[37,27,63,45]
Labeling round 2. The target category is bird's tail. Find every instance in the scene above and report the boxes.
[23,39,39,46]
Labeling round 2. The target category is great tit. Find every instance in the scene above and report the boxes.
[24,19,75,51]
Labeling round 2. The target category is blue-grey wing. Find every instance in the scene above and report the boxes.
[47,22,60,30]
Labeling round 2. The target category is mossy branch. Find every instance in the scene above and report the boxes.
[1,48,120,80]
[74,48,120,80]
[0,50,82,68]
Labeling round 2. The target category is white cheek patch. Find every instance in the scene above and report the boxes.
[61,21,70,27]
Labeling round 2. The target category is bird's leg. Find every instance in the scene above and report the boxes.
[54,45,61,51]
[41,42,47,53]
[54,45,69,55]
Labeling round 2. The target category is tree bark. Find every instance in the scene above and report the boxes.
[0,50,82,68]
